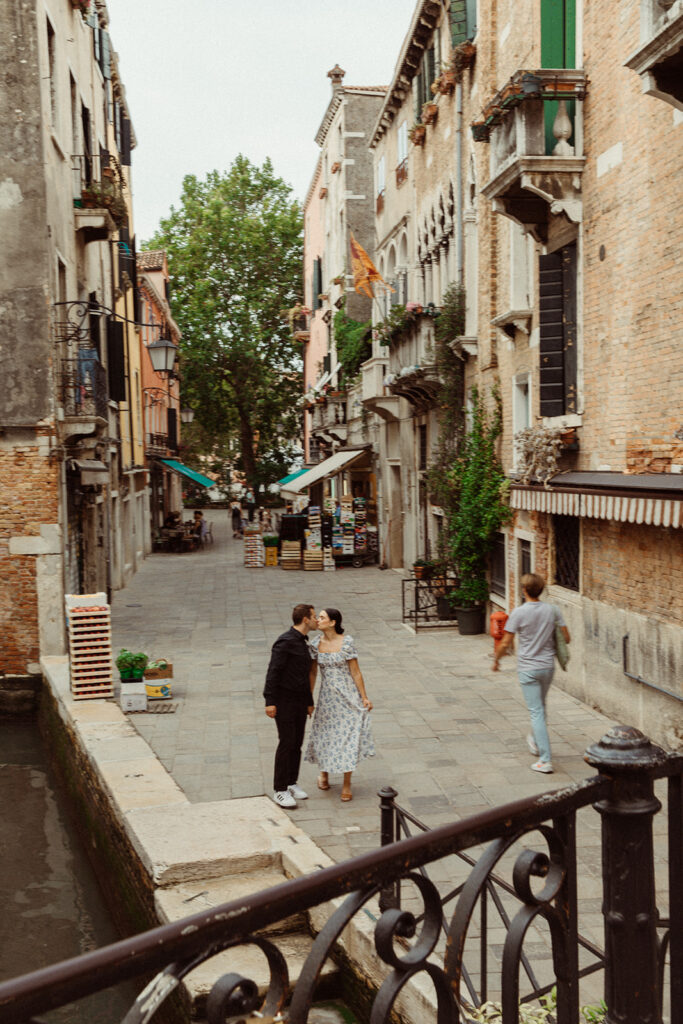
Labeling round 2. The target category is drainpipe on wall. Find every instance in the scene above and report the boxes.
[455,81,464,285]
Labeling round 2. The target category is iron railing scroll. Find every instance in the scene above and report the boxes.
[53,300,111,421]
[0,725,680,1024]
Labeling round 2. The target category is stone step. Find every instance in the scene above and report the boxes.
[155,869,339,1018]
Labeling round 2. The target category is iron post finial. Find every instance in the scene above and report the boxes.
[584,724,667,773]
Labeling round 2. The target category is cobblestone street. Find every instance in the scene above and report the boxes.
[111,515,622,856]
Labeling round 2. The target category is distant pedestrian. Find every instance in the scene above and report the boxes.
[492,573,570,774]
[231,500,243,538]
[245,487,255,522]
[304,607,374,802]
[264,603,317,809]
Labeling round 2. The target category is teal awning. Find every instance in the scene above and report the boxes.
[159,459,215,488]
[277,468,309,487]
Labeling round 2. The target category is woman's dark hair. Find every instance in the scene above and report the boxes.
[325,607,344,634]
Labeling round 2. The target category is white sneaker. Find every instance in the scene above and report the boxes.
[288,783,308,800]
[527,734,540,756]
[273,789,297,808]
[531,761,554,774]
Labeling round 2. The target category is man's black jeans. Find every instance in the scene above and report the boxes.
[273,702,308,792]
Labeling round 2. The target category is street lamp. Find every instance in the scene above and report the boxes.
[180,406,195,424]
[147,335,178,376]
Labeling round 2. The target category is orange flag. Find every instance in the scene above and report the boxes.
[349,232,394,298]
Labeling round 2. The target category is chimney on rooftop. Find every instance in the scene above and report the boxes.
[327,64,346,92]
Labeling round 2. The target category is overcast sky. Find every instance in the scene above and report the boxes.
[106,0,417,243]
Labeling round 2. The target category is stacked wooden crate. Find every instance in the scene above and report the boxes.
[303,549,323,571]
[65,592,114,700]
[280,540,302,569]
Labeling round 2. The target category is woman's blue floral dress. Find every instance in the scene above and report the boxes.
[304,634,375,773]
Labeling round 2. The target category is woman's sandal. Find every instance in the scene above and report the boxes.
[340,790,353,802]
[317,774,330,790]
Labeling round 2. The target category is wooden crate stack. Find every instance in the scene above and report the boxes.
[65,592,114,700]
[280,539,302,569]
[243,529,265,567]
[303,549,324,571]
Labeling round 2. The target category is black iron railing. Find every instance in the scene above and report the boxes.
[0,726,680,1024]
[402,575,459,629]
[59,356,108,420]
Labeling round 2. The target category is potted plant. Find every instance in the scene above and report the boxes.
[116,648,148,681]
[471,121,491,142]
[408,123,426,147]
[421,101,438,126]
[412,558,428,580]
[451,39,476,78]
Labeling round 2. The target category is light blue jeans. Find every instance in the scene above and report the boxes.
[519,667,554,764]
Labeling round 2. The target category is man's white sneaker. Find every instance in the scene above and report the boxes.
[527,734,540,756]
[530,761,554,774]
[273,789,297,808]
[288,783,308,800]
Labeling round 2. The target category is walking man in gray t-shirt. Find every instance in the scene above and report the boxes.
[492,573,570,774]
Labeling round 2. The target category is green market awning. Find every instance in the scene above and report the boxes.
[159,459,215,488]
[277,468,309,487]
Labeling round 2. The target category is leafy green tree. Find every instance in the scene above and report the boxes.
[333,302,371,384]
[148,157,303,493]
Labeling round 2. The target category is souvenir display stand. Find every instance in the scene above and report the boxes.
[65,592,114,700]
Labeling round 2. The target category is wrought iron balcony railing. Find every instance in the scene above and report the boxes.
[0,726,679,1024]
[59,356,108,420]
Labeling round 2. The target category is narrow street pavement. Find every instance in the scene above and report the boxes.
[111,513,619,858]
[110,515,672,1005]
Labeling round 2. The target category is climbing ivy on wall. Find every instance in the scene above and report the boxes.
[333,303,371,384]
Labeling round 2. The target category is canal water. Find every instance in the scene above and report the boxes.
[0,718,135,1022]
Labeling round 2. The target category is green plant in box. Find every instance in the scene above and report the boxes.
[262,535,279,547]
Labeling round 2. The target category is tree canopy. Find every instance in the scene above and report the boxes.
[148,156,304,491]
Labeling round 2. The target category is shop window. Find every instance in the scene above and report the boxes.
[491,534,506,598]
[539,243,577,417]
[552,515,579,591]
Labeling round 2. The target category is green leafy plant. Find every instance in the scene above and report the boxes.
[447,384,511,606]
[261,535,279,547]
[333,301,371,384]
[375,304,418,346]
[115,649,148,678]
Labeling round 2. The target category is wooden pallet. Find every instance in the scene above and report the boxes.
[303,550,323,571]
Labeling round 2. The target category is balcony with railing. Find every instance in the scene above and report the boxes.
[72,151,126,241]
[53,300,110,434]
[0,725,679,1024]
[471,69,587,243]
[309,390,348,443]
[625,0,683,109]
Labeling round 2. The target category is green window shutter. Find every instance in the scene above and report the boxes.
[466,0,477,39]
[450,0,468,46]
[102,31,111,80]
[541,0,576,150]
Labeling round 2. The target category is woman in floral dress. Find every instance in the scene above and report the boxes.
[304,608,374,801]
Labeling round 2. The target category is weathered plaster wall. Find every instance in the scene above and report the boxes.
[0,0,52,425]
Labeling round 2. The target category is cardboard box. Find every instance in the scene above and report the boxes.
[120,683,147,713]
[145,681,172,701]
[144,661,173,680]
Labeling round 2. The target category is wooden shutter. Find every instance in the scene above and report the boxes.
[323,353,331,375]
[121,116,131,165]
[450,0,468,46]
[81,104,92,184]
[538,252,565,417]
[106,319,126,402]
[312,258,322,310]
[562,242,577,414]
[539,244,577,417]
[101,31,111,80]
[88,292,101,358]
[167,408,178,451]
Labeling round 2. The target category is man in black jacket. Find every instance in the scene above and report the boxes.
[264,603,317,808]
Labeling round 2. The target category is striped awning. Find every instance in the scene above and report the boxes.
[510,485,682,527]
